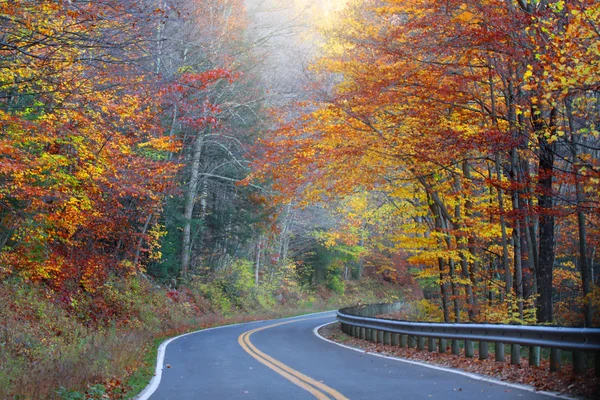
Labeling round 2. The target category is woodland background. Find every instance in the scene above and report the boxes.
[0,0,598,398]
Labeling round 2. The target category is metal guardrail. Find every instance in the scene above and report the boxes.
[337,302,600,376]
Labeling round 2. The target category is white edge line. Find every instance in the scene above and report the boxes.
[313,321,576,400]
[135,310,337,400]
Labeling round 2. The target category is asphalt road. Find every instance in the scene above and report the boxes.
[142,311,559,399]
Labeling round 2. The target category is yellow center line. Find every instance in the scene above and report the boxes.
[237,316,349,400]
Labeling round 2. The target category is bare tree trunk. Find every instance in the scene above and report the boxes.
[277,202,293,265]
[181,132,205,277]
[255,236,263,286]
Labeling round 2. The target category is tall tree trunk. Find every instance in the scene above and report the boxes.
[536,108,557,323]
[509,112,524,318]
[277,202,293,266]
[449,257,461,323]
[429,195,450,322]
[440,209,461,323]
[495,154,512,297]
[438,258,451,323]
[181,132,205,277]
[566,99,592,326]
[456,166,476,321]
[255,236,263,286]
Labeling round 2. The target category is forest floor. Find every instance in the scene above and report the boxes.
[319,323,599,400]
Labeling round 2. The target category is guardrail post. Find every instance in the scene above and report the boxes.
[451,339,460,355]
[360,327,366,339]
[372,329,379,342]
[377,330,384,343]
[391,333,399,346]
[550,348,561,372]
[400,334,407,348]
[596,352,600,377]
[417,336,425,350]
[384,331,391,345]
[439,338,447,353]
[408,335,417,348]
[366,328,372,341]
[495,342,505,362]
[529,346,540,367]
[573,351,586,375]
[511,344,521,365]
[428,337,435,352]
[479,341,488,360]
[465,340,474,358]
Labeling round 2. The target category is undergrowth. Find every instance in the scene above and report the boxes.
[0,262,400,399]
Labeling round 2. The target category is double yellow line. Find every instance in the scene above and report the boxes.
[238,317,349,400]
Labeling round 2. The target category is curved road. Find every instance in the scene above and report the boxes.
[142,311,558,399]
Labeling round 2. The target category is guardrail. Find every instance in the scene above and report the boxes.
[337,302,600,376]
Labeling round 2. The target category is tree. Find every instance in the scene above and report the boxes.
[251,0,600,325]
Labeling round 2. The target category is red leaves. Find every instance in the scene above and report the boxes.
[0,0,181,291]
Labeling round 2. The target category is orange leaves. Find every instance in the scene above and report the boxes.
[0,1,181,291]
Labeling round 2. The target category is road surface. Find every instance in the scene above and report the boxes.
[142,311,559,399]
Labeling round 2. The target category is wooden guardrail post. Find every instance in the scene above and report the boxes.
[391,333,399,346]
[573,351,586,375]
[511,344,520,365]
[377,330,384,343]
[384,331,391,345]
[550,348,561,372]
[529,346,540,367]
[451,339,460,355]
[465,340,475,358]
[465,340,474,358]
[428,337,435,352]
[408,335,417,348]
[479,341,488,360]
[495,342,505,362]
[438,338,446,353]
[417,336,425,350]
[400,334,407,348]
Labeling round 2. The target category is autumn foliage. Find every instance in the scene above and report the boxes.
[253,0,600,326]
[0,0,248,294]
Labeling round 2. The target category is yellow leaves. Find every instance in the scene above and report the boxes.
[138,136,180,153]
[453,3,480,24]
[523,65,533,81]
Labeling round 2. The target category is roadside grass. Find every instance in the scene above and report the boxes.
[0,276,400,399]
